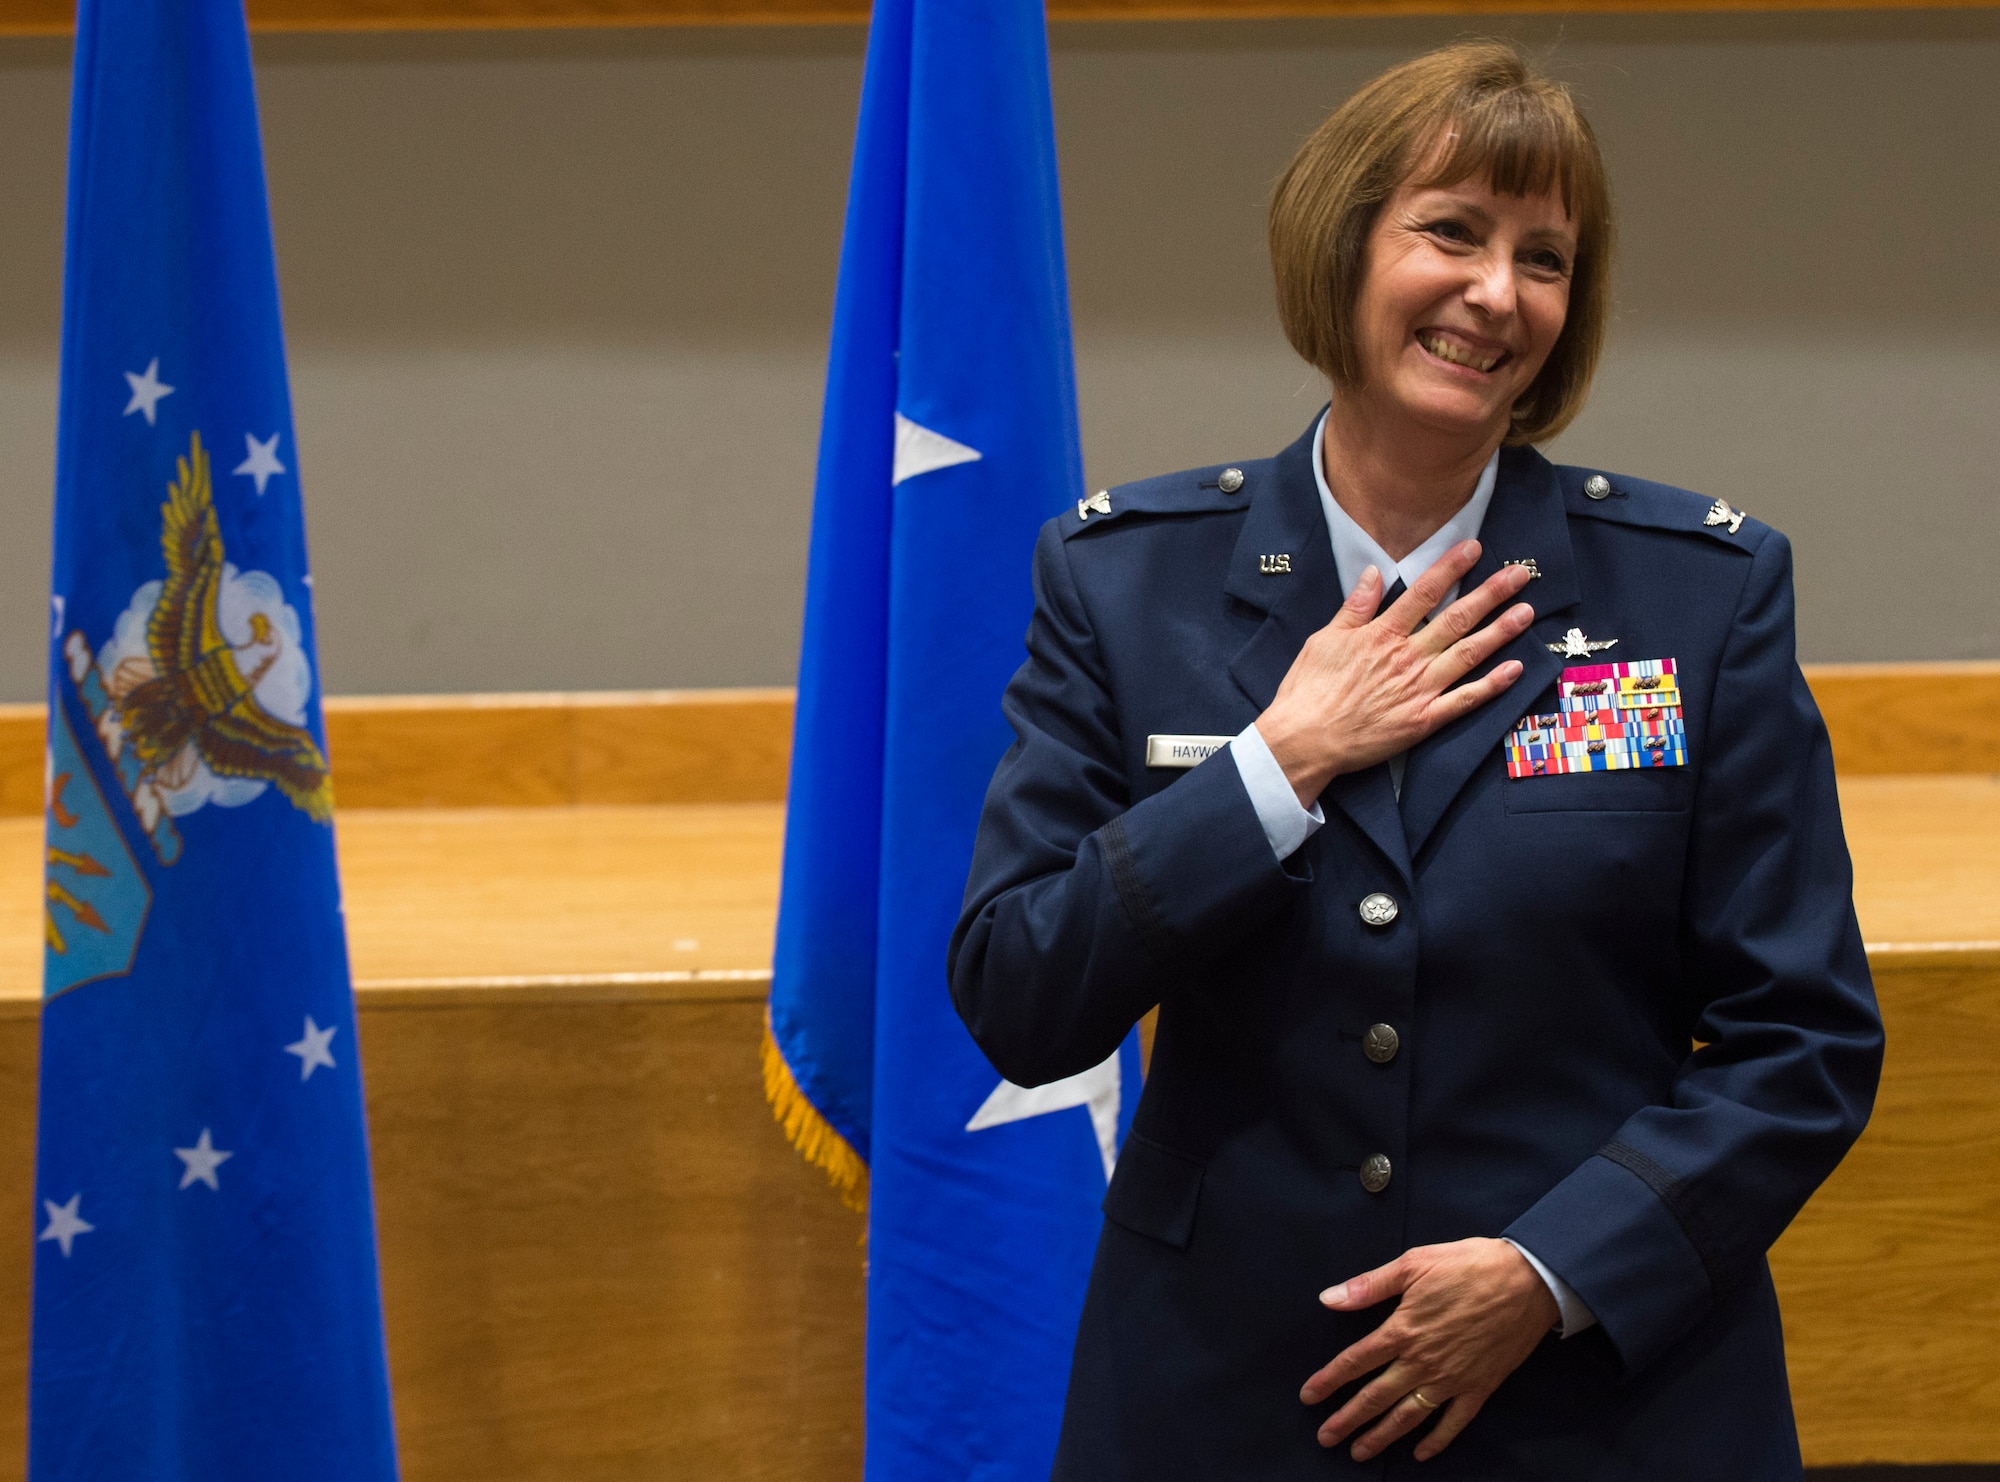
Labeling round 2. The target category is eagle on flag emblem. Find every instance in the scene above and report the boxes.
[106,431,334,822]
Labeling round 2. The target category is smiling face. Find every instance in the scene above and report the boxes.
[1350,174,1577,447]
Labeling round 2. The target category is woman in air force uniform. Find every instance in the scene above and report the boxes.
[947,41,1883,1481]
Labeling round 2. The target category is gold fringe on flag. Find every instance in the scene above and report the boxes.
[762,1012,870,1214]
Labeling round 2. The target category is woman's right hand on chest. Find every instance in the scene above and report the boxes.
[1256,541,1537,807]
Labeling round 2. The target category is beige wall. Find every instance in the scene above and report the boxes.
[0,13,1995,702]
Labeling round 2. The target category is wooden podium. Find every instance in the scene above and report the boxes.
[0,670,1995,1478]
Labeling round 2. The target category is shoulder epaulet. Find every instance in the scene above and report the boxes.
[1059,460,1262,540]
[1556,465,1773,552]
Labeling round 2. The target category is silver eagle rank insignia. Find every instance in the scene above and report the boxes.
[1703,498,1747,535]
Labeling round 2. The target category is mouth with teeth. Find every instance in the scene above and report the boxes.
[1417,332,1507,375]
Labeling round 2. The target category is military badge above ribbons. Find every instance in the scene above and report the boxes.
[1506,658,1688,777]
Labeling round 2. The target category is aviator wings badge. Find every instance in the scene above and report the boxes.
[1548,627,1618,658]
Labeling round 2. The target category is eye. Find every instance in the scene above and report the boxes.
[1523,247,1571,277]
[1423,218,1476,247]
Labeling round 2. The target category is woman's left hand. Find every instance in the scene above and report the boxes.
[1299,1237,1559,1461]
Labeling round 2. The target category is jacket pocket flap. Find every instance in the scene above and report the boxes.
[1102,1132,1204,1250]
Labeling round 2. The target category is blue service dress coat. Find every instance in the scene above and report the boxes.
[947,413,1884,1480]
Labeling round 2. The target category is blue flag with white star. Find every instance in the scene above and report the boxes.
[764,0,1139,1476]
[33,2,398,1478]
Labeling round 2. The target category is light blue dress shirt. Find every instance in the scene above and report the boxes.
[1227,410,1595,1338]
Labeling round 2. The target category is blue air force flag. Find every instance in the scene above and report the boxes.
[33,2,398,1478]
[763,0,1140,1476]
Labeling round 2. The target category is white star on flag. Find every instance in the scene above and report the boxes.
[966,1048,1123,1181]
[286,1016,338,1080]
[233,432,286,494]
[174,1129,233,1191]
[122,358,174,425]
[892,411,982,486]
[39,1193,94,1257]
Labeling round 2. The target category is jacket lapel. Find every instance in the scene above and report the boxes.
[1398,445,1581,859]
[1226,415,1411,884]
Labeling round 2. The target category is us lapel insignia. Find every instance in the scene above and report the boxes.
[1503,558,1542,579]
[1077,489,1111,520]
[1505,658,1688,778]
[1259,553,1292,575]
[1547,626,1616,658]
[1703,498,1747,535]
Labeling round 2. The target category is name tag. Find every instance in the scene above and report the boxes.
[1145,734,1233,769]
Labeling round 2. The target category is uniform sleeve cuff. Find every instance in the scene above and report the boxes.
[1232,723,1324,861]
[1504,1237,1598,1338]
[1503,1153,1713,1375]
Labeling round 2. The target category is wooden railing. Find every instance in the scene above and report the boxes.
[2,661,1995,819]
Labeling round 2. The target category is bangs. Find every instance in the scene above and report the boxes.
[1407,88,1602,219]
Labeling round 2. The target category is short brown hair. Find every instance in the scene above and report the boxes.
[1269,41,1612,445]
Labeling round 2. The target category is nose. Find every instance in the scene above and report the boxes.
[1463,249,1518,321]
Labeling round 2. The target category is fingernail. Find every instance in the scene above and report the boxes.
[1320,1284,1347,1305]
[1360,564,1379,586]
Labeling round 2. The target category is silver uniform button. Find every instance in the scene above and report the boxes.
[1583,474,1612,500]
[1363,1023,1400,1064]
[1358,892,1399,927]
[1359,1153,1393,1193]
[1218,466,1245,494]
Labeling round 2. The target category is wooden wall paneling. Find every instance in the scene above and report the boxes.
[247,0,866,28]
[324,694,576,810]
[322,690,795,811]
[1,665,1991,820]
[0,0,65,31]
[0,708,37,821]
[571,689,793,806]
[1771,947,2000,1466]
[0,954,1992,1475]
[0,819,38,1000]
[358,990,865,1482]
[0,691,804,822]
[1809,661,2000,777]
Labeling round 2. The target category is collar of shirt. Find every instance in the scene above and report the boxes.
[1311,408,1500,618]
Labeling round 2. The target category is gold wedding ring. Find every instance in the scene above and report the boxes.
[1409,1389,1440,1411]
